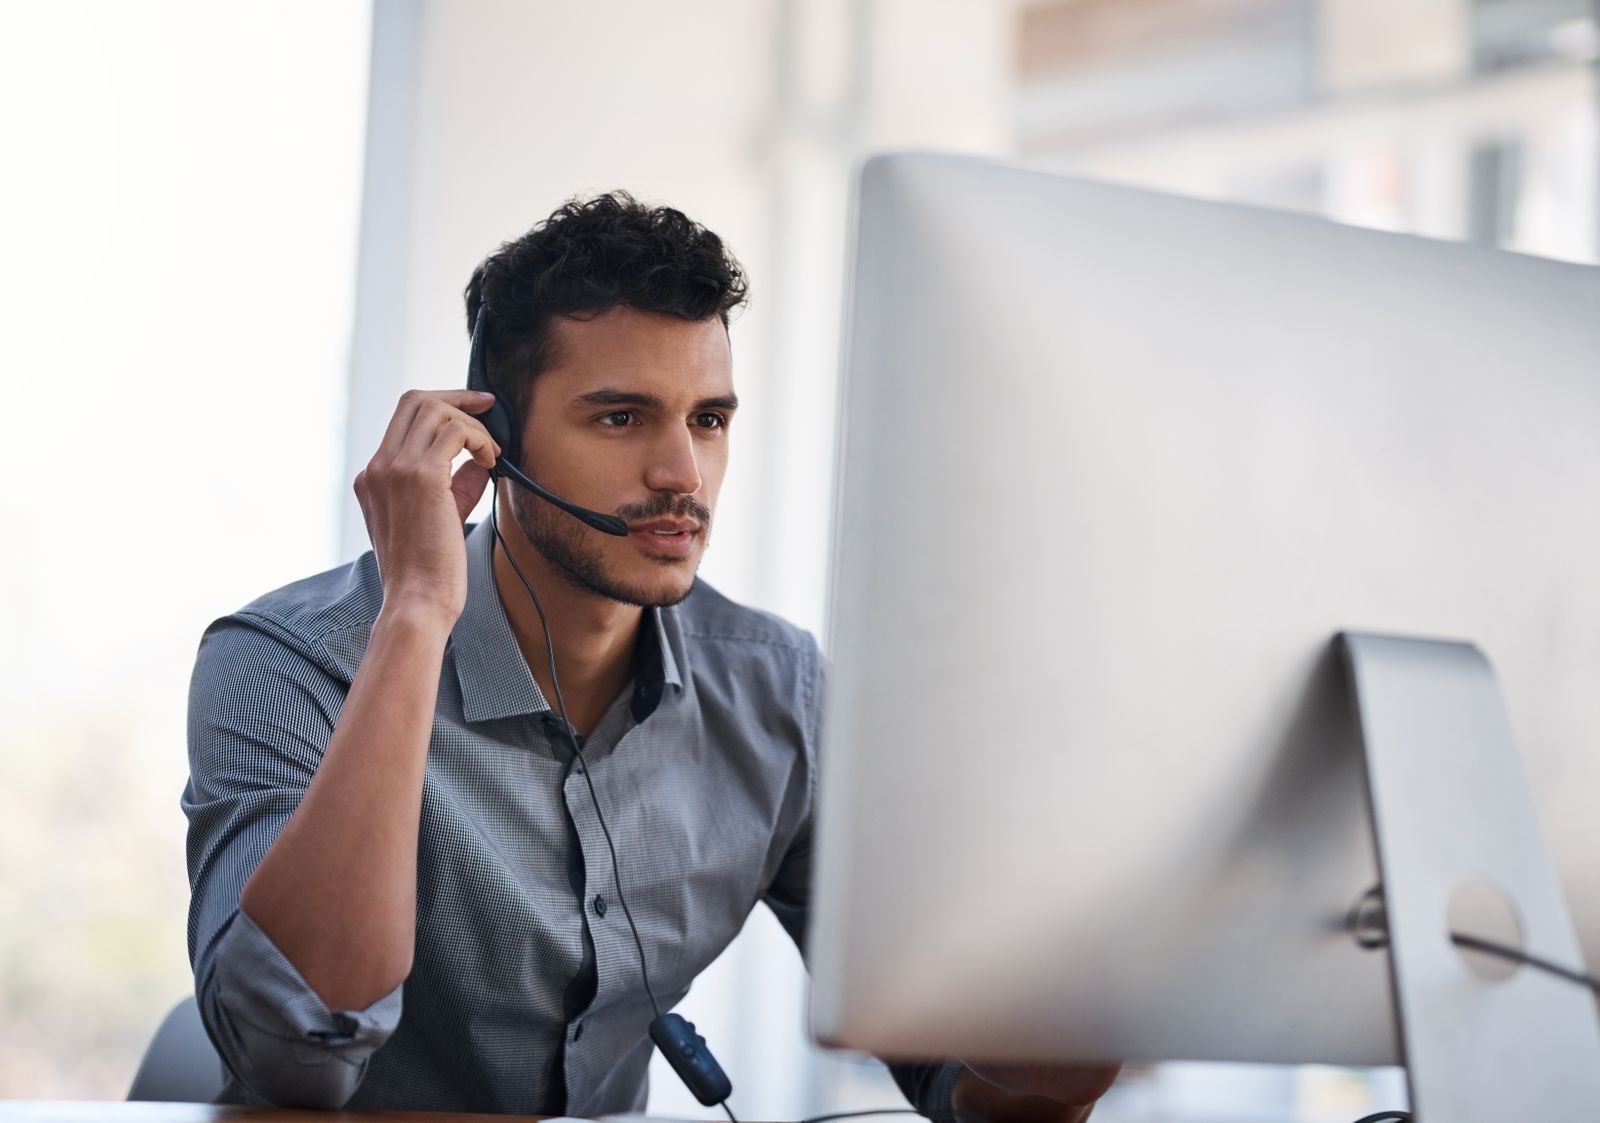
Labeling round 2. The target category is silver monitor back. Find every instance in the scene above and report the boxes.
[808,152,1600,1068]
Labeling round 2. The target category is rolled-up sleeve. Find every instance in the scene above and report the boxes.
[182,616,403,1108]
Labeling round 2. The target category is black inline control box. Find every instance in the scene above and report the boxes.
[650,1013,733,1106]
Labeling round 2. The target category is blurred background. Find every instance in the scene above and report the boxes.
[0,0,1594,1120]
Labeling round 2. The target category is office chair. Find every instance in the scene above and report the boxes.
[127,995,225,1103]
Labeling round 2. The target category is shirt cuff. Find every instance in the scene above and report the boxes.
[204,908,403,1106]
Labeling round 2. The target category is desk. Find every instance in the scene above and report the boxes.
[0,1106,549,1123]
[0,1101,1310,1123]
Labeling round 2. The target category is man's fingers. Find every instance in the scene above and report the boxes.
[373,389,496,466]
[450,458,493,524]
[424,414,500,471]
[392,399,499,473]
[443,410,501,470]
[372,390,427,464]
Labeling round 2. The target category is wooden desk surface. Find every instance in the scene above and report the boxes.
[0,1105,553,1123]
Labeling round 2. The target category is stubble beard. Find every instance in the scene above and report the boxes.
[507,486,713,608]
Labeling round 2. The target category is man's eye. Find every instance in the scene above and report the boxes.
[695,412,728,430]
[601,411,634,427]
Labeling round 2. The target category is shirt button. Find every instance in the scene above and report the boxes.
[572,1021,584,1042]
[592,894,607,917]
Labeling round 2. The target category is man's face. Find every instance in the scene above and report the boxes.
[507,306,736,607]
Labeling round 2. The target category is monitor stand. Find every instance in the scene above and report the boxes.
[1339,633,1600,1121]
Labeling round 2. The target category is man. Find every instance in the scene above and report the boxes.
[183,193,1117,1119]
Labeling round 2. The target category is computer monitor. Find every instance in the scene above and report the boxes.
[808,153,1600,1116]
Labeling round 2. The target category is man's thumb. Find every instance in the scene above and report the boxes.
[451,459,493,523]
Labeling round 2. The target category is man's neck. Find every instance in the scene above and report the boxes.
[489,515,643,738]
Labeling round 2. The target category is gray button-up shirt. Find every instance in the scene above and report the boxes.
[183,518,958,1116]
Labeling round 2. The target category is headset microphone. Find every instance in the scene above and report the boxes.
[466,303,630,537]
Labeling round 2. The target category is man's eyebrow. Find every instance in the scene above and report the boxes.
[571,388,740,412]
[572,388,666,410]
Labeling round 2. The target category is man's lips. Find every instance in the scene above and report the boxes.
[627,518,702,557]
[629,518,701,535]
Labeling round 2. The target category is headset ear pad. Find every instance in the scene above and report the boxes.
[479,395,520,470]
[466,308,521,471]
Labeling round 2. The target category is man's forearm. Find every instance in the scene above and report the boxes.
[239,603,451,1011]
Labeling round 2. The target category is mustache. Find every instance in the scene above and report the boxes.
[613,494,713,526]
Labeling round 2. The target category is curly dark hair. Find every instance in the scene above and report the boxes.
[464,191,748,417]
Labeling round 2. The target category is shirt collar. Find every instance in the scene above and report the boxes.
[451,519,682,724]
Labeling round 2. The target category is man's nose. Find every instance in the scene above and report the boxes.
[644,427,703,496]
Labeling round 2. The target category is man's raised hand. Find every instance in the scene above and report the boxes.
[353,388,501,630]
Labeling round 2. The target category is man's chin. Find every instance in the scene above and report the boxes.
[576,560,698,609]
[624,572,697,609]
